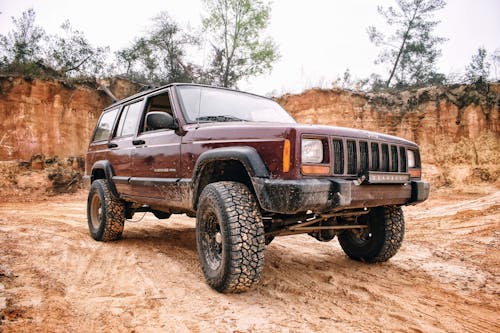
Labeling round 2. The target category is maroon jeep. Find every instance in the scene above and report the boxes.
[84,84,429,293]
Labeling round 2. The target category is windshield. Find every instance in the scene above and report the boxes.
[176,85,296,124]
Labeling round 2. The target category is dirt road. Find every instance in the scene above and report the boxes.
[0,186,499,332]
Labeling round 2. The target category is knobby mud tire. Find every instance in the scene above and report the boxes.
[196,181,265,293]
[87,179,125,241]
[338,206,405,263]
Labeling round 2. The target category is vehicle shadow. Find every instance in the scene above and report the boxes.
[120,223,198,253]
[112,222,408,297]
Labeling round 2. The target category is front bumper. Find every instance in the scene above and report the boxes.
[252,177,430,215]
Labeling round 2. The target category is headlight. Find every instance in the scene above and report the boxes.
[302,139,323,163]
[407,150,416,168]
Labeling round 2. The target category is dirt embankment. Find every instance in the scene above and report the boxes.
[0,77,143,201]
[0,155,85,203]
[278,84,500,187]
[0,76,140,161]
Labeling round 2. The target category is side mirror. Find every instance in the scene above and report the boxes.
[146,112,178,131]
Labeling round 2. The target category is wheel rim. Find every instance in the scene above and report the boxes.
[90,193,102,230]
[348,226,373,246]
[201,211,223,271]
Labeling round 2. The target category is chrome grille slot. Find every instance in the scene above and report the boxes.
[371,142,379,171]
[400,147,407,172]
[347,140,357,174]
[381,144,389,171]
[391,145,399,172]
[360,141,369,173]
[333,139,344,174]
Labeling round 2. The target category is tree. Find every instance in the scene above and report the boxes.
[368,0,447,89]
[45,21,109,77]
[115,11,198,85]
[465,47,490,85]
[492,48,500,81]
[0,8,45,72]
[149,12,199,83]
[202,0,279,88]
[115,38,154,81]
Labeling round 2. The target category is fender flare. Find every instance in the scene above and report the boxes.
[193,146,269,178]
[191,146,269,208]
[90,160,119,197]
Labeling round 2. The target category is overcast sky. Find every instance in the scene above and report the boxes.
[1,0,499,95]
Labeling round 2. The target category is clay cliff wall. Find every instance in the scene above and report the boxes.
[278,84,500,185]
[0,76,498,186]
[0,76,140,160]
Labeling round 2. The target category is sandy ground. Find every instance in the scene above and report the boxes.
[0,186,499,333]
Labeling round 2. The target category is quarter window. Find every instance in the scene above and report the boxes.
[93,108,118,142]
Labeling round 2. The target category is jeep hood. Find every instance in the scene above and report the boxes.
[185,122,418,148]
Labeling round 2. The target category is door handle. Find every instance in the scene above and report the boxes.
[107,143,118,148]
[132,139,146,145]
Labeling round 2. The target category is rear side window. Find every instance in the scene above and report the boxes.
[93,108,118,142]
[115,101,143,137]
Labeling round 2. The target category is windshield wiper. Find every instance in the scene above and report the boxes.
[195,115,248,123]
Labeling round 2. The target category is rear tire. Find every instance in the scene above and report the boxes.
[87,179,125,241]
[338,206,404,262]
[196,181,265,293]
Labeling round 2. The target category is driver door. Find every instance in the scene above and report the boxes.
[129,88,182,201]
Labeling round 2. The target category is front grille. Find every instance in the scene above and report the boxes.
[332,138,408,175]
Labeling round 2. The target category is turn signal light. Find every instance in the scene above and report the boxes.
[302,165,330,175]
[283,139,290,173]
[409,168,421,178]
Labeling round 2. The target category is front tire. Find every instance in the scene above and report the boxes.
[196,181,265,293]
[338,206,404,262]
[87,179,125,241]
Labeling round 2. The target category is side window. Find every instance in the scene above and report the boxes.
[114,100,143,137]
[141,91,173,132]
[93,108,119,142]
